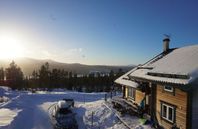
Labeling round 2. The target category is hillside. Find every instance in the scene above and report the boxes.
[0,58,134,76]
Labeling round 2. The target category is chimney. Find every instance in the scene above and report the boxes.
[163,37,170,52]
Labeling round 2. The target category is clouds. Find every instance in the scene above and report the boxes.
[29,48,86,63]
[66,48,83,56]
[42,50,52,57]
[63,48,86,62]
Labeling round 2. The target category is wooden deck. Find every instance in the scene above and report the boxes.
[112,96,140,116]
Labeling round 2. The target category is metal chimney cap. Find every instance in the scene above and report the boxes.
[163,38,170,42]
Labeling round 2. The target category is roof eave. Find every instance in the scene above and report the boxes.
[128,75,187,87]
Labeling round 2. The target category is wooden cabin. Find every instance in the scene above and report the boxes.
[115,38,198,129]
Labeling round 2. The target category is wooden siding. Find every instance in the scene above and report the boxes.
[125,86,145,105]
[192,87,198,129]
[156,85,187,129]
[135,90,145,104]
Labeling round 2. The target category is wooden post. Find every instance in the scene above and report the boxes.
[92,111,94,127]
[105,93,107,101]
[84,94,85,104]
[123,86,126,98]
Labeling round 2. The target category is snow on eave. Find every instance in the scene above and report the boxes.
[115,77,139,88]
[115,45,198,87]
[114,67,137,82]
[114,67,139,88]
[128,45,198,85]
[130,74,188,85]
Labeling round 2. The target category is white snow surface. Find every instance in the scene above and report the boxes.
[115,45,198,85]
[148,45,198,76]
[133,45,198,84]
[0,86,130,129]
[0,86,11,96]
[130,69,189,84]
[0,108,22,126]
[115,68,139,88]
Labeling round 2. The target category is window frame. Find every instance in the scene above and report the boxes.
[161,102,175,123]
[164,85,174,92]
[127,87,135,100]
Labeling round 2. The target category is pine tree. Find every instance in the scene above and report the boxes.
[0,67,4,81]
[5,61,24,89]
[39,62,50,88]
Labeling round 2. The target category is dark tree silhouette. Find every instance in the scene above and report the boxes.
[0,67,4,81]
[29,70,39,88]
[5,61,24,89]
[1,61,122,92]
[0,67,4,85]
[39,62,50,88]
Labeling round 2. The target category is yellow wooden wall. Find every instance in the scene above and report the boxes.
[125,86,128,98]
[135,90,145,104]
[125,86,145,105]
[156,85,188,129]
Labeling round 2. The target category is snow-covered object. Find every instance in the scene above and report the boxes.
[0,88,150,129]
[147,45,198,75]
[0,96,10,103]
[0,108,22,126]
[116,45,198,85]
[115,68,139,88]
[0,86,11,96]
[133,69,189,84]
[58,100,70,109]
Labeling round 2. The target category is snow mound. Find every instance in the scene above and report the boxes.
[0,96,10,103]
[0,108,22,126]
[0,86,11,96]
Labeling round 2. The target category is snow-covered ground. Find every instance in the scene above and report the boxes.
[0,108,22,126]
[0,86,151,129]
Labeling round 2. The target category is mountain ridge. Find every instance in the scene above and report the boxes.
[0,57,135,76]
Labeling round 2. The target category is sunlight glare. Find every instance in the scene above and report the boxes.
[0,34,25,59]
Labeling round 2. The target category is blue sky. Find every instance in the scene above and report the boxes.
[0,0,198,65]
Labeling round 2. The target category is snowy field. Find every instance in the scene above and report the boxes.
[0,86,152,129]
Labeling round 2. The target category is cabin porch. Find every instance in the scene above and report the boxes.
[122,82,152,114]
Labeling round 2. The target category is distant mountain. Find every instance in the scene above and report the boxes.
[0,57,135,76]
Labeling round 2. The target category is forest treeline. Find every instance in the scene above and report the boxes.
[0,61,125,92]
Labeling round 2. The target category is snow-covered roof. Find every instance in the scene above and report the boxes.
[115,77,139,88]
[115,45,198,86]
[115,68,139,88]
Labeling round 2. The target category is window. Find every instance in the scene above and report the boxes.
[164,85,173,92]
[161,103,175,123]
[128,87,135,100]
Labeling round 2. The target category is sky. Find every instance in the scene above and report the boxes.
[0,0,198,65]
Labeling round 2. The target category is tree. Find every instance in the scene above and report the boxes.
[50,68,61,88]
[30,70,39,88]
[32,70,38,80]
[117,68,124,77]
[6,61,24,89]
[39,62,50,88]
[0,67,4,81]
[68,71,73,90]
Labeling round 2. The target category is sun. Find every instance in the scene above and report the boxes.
[0,34,25,59]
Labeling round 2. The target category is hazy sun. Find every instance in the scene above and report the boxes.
[0,34,24,59]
